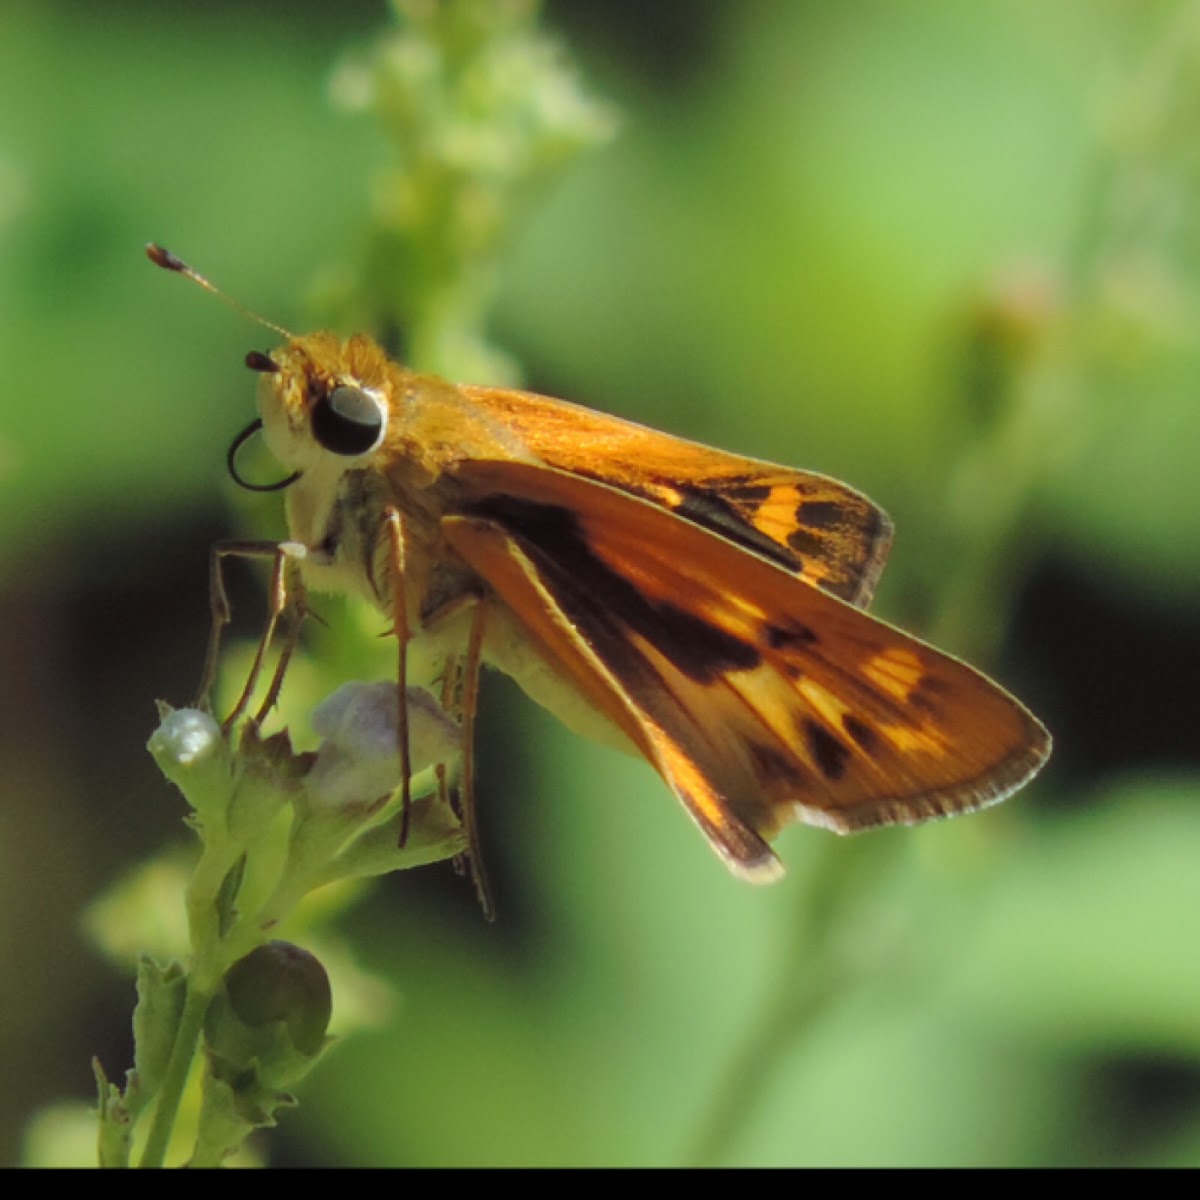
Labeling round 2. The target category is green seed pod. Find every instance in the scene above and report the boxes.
[222,941,332,1058]
[205,941,332,1094]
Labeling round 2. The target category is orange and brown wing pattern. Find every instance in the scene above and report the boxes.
[443,459,1050,880]
[458,384,892,607]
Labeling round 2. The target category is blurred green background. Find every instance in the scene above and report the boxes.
[4,0,1200,1167]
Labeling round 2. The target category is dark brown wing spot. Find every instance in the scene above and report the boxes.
[653,601,762,682]
[841,713,878,753]
[786,525,826,559]
[796,499,844,530]
[908,672,951,718]
[764,620,819,651]
[730,481,773,504]
[804,719,851,780]
[673,484,802,573]
[463,494,761,684]
[745,740,807,788]
[787,497,891,598]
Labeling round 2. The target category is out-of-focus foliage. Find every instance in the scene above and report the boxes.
[3,0,1200,1168]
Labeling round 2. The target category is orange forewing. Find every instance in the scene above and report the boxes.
[442,459,1050,880]
[457,385,893,607]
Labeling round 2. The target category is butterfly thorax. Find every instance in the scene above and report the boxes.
[258,332,534,632]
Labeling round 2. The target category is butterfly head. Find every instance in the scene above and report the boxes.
[145,245,399,489]
[249,332,395,480]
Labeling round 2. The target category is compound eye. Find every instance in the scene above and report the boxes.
[311,385,386,456]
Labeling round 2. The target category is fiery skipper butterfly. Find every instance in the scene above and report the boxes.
[149,244,1050,896]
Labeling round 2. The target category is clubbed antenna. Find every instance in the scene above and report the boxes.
[146,243,294,340]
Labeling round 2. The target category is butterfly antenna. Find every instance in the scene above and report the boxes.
[146,243,295,340]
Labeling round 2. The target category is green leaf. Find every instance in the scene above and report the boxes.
[131,957,189,1100]
[215,854,247,940]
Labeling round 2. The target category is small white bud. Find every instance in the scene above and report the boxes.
[147,707,223,769]
[147,707,231,818]
[306,682,460,810]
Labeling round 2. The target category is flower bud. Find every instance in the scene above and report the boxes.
[222,941,331,1057]
[148,706,223,768]
[205,941,332,1093]
[306,682,460,811]
[147,706,232,825]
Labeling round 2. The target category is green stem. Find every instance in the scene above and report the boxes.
[686,838,886,1164]
[135,825,242,1167]
[137,980,214,1169]
[688,964,842,1167]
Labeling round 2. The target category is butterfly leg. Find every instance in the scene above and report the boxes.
[460,599,493,919]
[252,564,311,726]
[380,502,493,916]
[381,508,413,846]
[437,597,493,921]
[199,538,308,729]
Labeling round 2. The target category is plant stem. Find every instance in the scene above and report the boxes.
[137,980,214,1169]
[136,820,239,1167]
